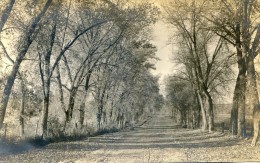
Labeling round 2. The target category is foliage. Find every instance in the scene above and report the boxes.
[0,0,163,140]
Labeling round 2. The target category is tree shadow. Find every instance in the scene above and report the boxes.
[53,128,240,151]
[0,122,242,155]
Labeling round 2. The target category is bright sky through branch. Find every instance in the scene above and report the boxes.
[150,20,174,95]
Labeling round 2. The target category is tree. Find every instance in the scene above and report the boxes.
[36,0,113,138]
[206,0,260,137]
[165,77,197,127]
[0,0,161,140]
[0,0,52,129]
[164,0,234,131]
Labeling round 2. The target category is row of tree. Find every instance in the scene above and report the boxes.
[164,0,260,140]
[0,0,163,139]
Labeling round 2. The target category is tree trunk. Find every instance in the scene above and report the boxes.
[79,70,92,127]
[246,51,260,138]
[102,111,107,127]
[236,74,246,137]
[180,110,184,126]
[197,90,207,130]
[42,96,49,139]
[240,0,260,137]
[97,82,108,130]
[41,21,57,139]
[66,87,77,122]
[230,99,238,135]
[19,82,26,137]
[230,76,240,135]
[247,54,260,112]
[236,62,247,137]
[0,0,16,32]
[0,45,29,129]
[204,89,214,132]
[56,65,66,127]
[0,0,52,129]
[79,92,87,127]
[230,31,246,136]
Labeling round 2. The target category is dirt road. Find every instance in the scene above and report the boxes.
[1,114,260,162]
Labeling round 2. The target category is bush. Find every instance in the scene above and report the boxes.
[94,127,119,136]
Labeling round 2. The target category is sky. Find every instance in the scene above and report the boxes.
[150,20,174,95]
[147,0,176,95]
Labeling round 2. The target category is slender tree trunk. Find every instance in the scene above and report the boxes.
[56,65,66,128]
[19,82,26,137]
[42,96,50,139]
[204,89,214,132]
[197,91,207,130]
[41,21,57,139]
[0,0,52,129]
[97,80,108,130]
[102,111,107,127]
[66,87,77,122]
[0,45,28,129]
[180,110,184,126]
[79,92,87,127]
[197,104,201,128]
[41,64,52,139]
[79,70,92,127]
[0,0,16,32]
[171,106,174,119]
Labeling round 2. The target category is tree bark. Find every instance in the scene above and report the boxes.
[204,89,214,132]
[42,96,49,139]
[19,81,26,137]
[41,20,57,139]
[236,48,248,137]
[197,90,207,130]
[66,87,78,122]
[79,92,87,127]
[230,77,239,135]
[235,73,246,137]
[79,70,92,127]
[228,20,246,136]
[97,86,107,130]
[230,70,246,136]
[246,50,260,124]
[56,65,66,119]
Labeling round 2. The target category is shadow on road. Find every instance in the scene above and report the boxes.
[46,116,241,152]
[0,116,241,155]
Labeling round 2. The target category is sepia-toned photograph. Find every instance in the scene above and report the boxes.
[0,0,260,162]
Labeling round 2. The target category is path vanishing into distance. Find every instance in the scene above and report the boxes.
[1,112,260,162]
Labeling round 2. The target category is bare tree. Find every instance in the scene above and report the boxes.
[0,0,161,140]
[164,0,234,132]
[206,0,260,138]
